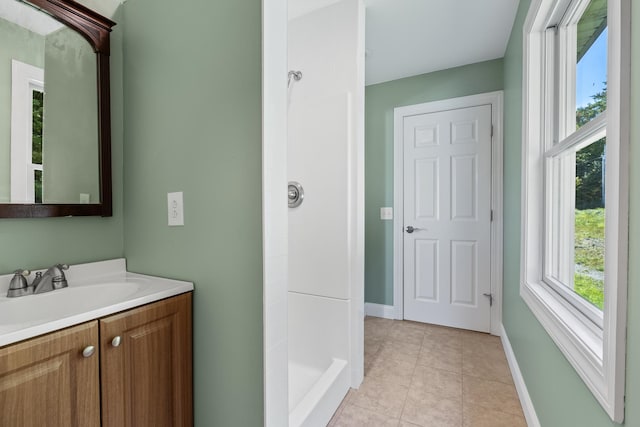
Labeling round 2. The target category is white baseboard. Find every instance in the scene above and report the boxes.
[364,303,395,319]
[500,324,541,427]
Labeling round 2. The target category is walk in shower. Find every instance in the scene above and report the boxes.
[286,1,365,426]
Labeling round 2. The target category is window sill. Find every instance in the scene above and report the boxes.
[520,279,616,418]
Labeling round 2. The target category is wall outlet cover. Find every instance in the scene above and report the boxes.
[168,192,184,226]
[380,207,393,220]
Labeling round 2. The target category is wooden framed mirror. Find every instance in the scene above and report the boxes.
[0,0,115,217]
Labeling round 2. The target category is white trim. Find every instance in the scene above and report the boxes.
[520,0,629,421]
[350,0,367,389]
[500,325,541,427]
[364,303,395,320]
[393,118,404,320]
[602,0,631,420]
[262,0,289,425]
[392,91,504,335]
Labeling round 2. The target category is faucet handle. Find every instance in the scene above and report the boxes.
[7,269,32,297]
[10,270,30,287]
[49,264,69,276]
[13,269,30,278]
[51,264,69,289]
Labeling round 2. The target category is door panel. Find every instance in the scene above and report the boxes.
[0,321,100,427]
[451,155,477,220]
[100,293,192,427]
[415,157,439,220]
[451,240,477,306]
[403,104,492,332]
[415,239,439,301]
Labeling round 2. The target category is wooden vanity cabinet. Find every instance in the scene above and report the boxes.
[0,321,101,427]
[0,293,192,427]
[100,293,193,427]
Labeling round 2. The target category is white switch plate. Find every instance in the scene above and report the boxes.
[168,192,184,226]
[380,207,393,220]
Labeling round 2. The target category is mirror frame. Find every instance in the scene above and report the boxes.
[0,0,115,218]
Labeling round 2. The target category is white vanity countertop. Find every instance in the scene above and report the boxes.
[0,259,193,347]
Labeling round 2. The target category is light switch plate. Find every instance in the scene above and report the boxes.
[380,207,393,220]
[168,192,184,226]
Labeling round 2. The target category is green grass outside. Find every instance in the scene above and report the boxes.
[574,274,604,309]
[574,208,605,309]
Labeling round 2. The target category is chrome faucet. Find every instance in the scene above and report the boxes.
[6,264,69,297]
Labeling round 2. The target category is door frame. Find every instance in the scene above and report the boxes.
[392,91,504,336]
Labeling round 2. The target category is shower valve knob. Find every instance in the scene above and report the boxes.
[288,182,304,208]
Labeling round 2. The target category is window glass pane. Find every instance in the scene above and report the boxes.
[576,0,607,127]
[32,89,44,165]
[574,137,606,309]
[34,170,43,204]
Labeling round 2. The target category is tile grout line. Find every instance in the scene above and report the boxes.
[461,339,466,427]
[397,329,424,426]
[461,371,466,427]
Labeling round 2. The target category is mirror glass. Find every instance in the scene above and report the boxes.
[0,0,99,205]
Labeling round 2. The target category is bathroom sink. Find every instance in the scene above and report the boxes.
[0,259,193,347]
[0,283,141,327]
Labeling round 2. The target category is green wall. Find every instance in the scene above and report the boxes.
[120,0,263,425]
[502,0,640,425]
[43,27,99,203]
[0,18,44,203]
[364,59,504,305]
[0,7,124,274]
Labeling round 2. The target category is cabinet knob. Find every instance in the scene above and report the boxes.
[111,336,122,347]
[82,346,95,358]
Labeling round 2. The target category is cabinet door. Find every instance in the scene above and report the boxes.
[0,321,100,427]
[100,293,193,427]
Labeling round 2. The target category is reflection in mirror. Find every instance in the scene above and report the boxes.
[1,0,99,205]
[0,0,114,218]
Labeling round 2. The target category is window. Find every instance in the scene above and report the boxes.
[521,0,629,422]
[10,60,45,204]
[32,89,44,204]
[544,0,608,325]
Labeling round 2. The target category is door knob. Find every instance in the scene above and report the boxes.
[405,225,423,233]
[111,336,122,347]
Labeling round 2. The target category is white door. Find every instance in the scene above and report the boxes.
[402,104,492,332]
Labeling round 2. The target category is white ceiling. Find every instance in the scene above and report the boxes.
[0,0,121,35]
[289,0,520,86]
[0,0,63,35]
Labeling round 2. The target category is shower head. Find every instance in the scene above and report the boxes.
[288,70,303,87]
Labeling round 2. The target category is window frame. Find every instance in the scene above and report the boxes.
[520,0,630,422]
[10,60,44,204]
[544,115,607,326]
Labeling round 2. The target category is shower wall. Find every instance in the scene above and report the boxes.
[288,0,365,387]
[288,94,351,299]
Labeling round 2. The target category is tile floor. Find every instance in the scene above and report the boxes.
[328,316,527,427]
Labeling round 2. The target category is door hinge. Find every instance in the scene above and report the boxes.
[490,209,494,222]
[483,293,494,306]
[491,125,494,137]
